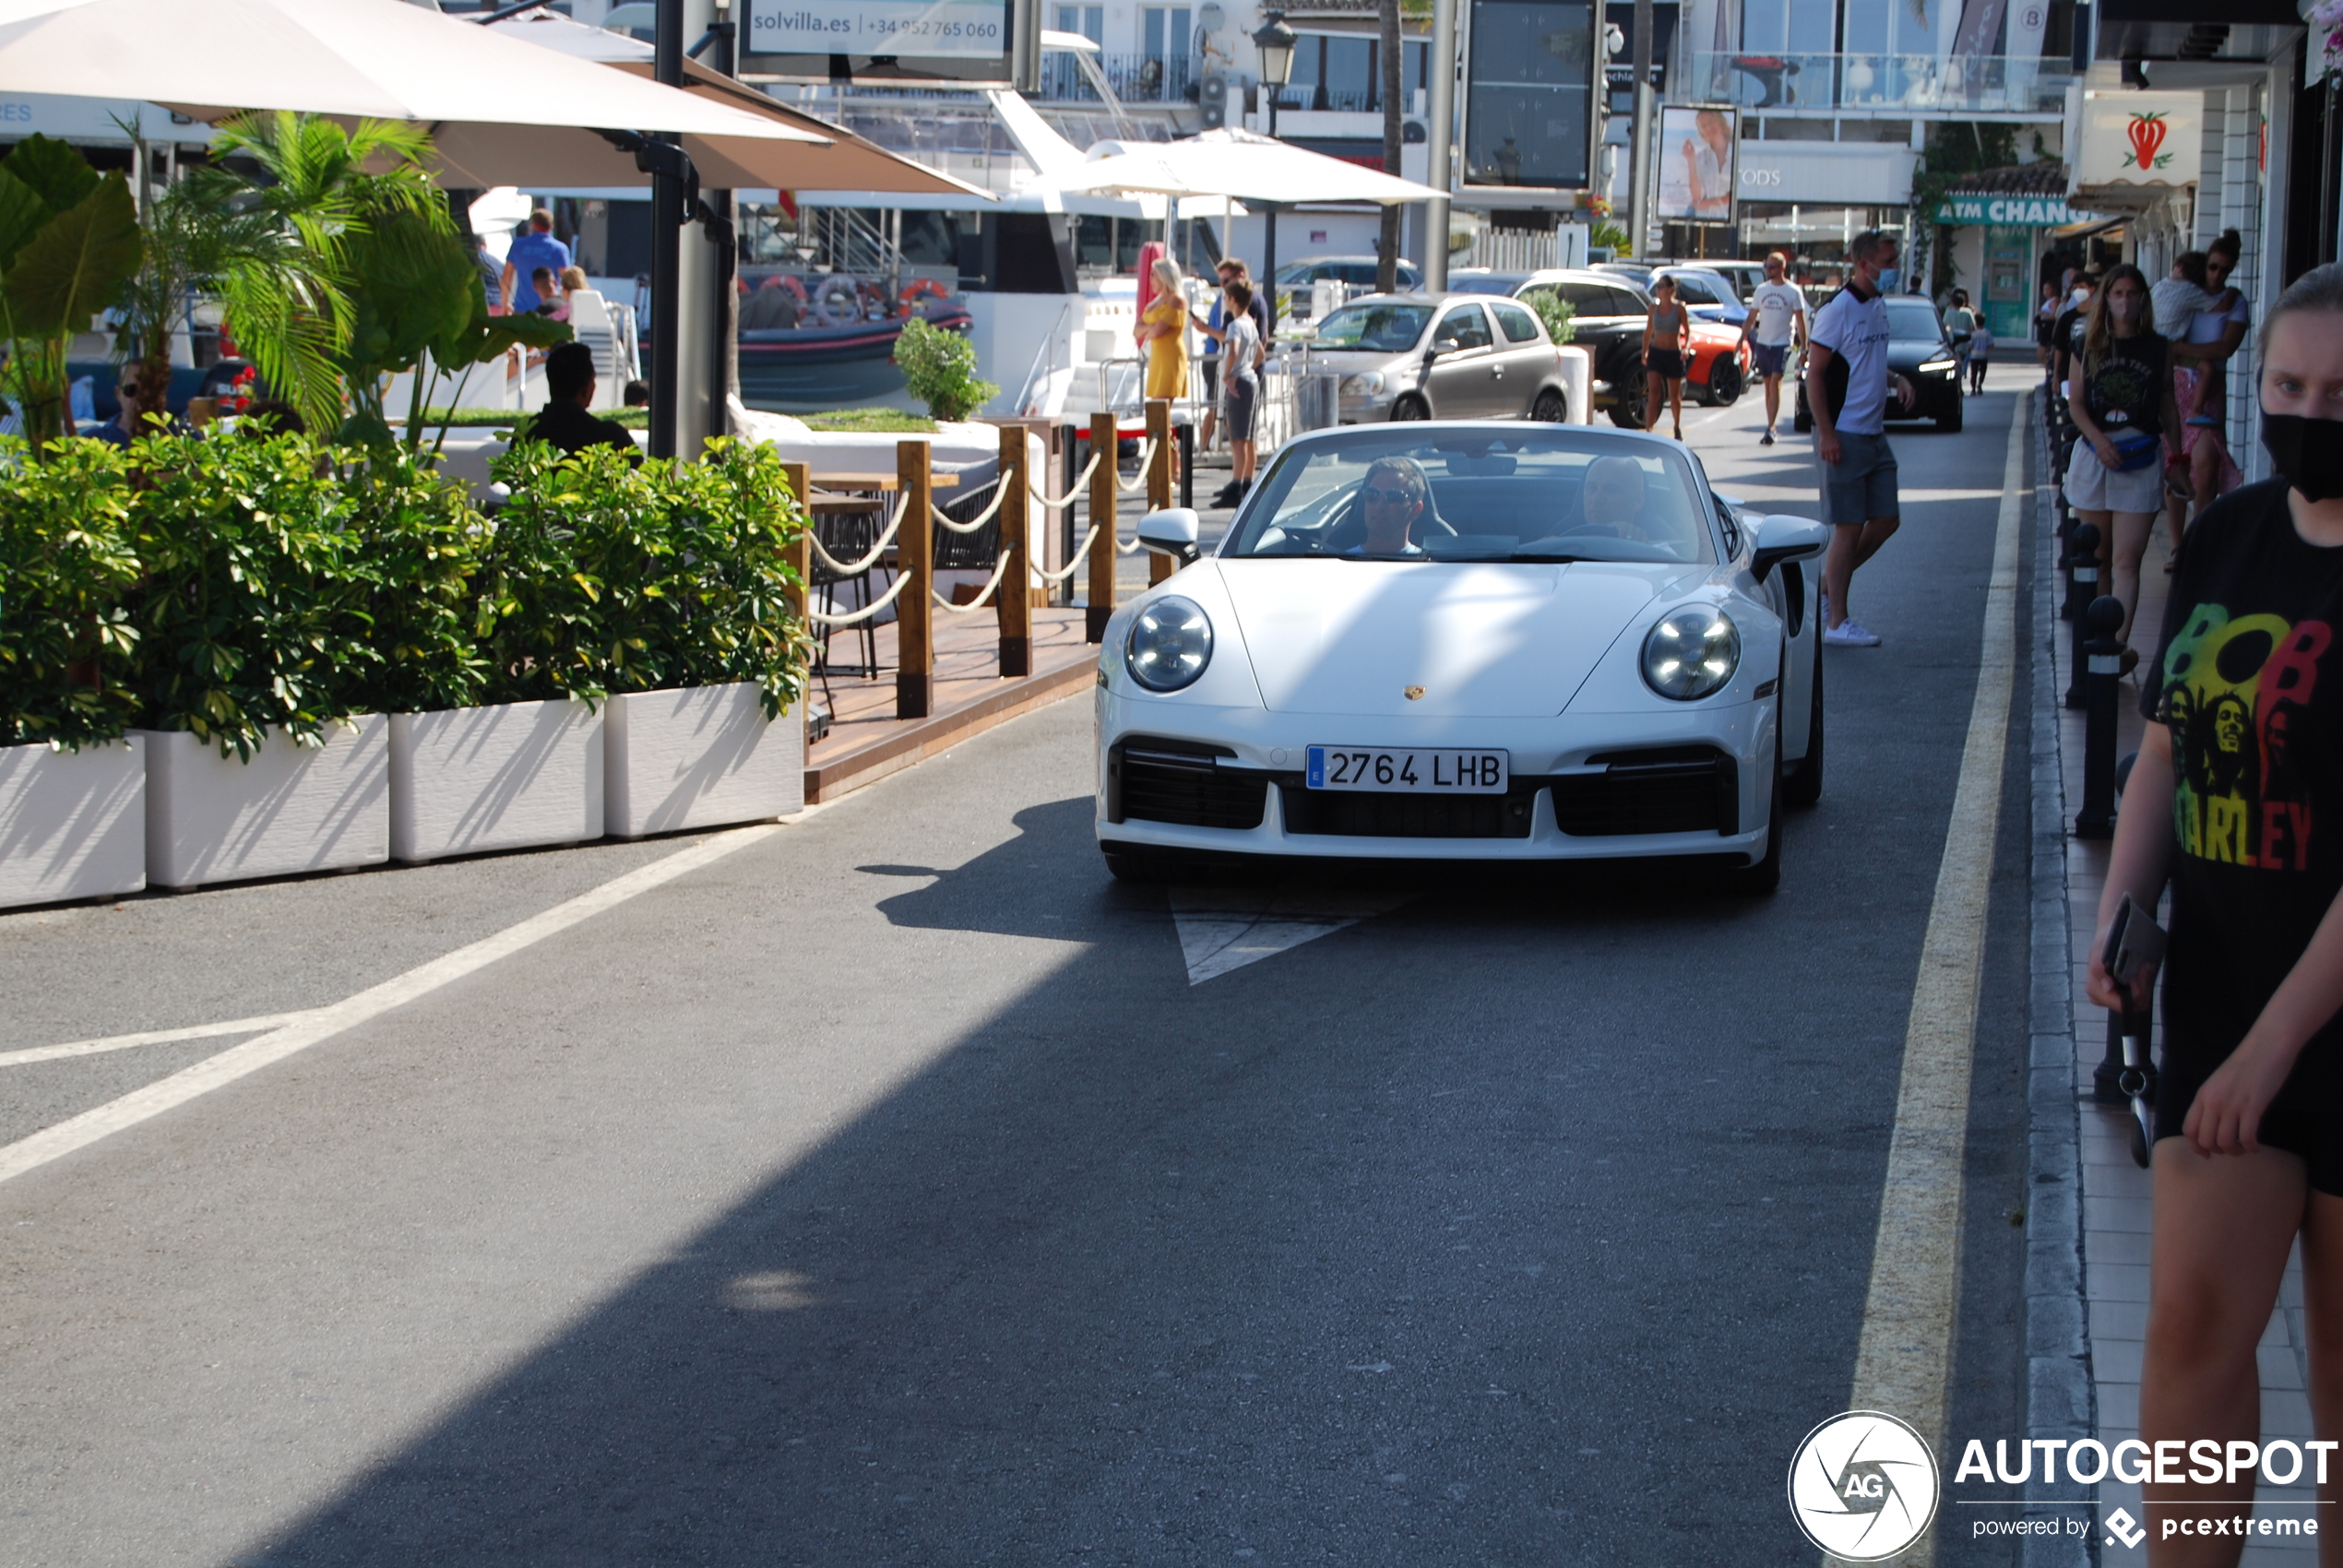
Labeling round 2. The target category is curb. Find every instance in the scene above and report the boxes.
[803,655,1095,803]
[2022,386,2098,1566]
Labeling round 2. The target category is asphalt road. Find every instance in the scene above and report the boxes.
[0,385,2038,1566]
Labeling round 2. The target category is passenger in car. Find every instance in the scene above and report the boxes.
[1579,455,1656,541]
[1350,457,1433,556]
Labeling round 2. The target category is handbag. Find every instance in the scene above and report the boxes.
[2107,428,2161,471]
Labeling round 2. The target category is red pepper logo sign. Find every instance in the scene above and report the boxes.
[2124,112,2172,172]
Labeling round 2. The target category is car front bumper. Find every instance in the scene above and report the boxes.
[1096,691,1778,864]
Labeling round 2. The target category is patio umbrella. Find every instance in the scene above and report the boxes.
[0,0,831,185]
[484,9,988,198]
[1034,126,1440,207]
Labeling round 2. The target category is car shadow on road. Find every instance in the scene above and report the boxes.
[242,793,1878,1568]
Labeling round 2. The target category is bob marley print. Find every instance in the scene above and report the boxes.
[2157,601,2333,869]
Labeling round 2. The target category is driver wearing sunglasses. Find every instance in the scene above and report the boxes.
[1351,457,1432,556]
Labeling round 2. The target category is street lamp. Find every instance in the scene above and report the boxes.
[1252,7,1297,328]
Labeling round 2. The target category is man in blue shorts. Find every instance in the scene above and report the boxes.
[1805,231,1916,647]
[1739,250,1807,445]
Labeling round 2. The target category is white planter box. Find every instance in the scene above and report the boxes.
[140,718,389,891]
[605,683,802,839]
[389,699,604,863]
[0,737,146,909]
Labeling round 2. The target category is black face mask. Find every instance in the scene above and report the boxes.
[2261,413,2343,504]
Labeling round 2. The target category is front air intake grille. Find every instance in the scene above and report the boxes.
[1279,784,1537,839]
[1112,738,1267,829]
[1550,747,1737,837]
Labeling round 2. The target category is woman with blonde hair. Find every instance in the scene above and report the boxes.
[1136,256,1191,402]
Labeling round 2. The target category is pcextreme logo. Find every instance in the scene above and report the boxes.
[1788,1410,1942,1561]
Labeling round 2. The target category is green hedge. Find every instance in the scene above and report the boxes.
[0,433,807,754]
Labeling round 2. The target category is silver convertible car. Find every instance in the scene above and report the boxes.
[1094,422,1830,891]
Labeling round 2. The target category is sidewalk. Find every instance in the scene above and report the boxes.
[2037,417,2317,1559]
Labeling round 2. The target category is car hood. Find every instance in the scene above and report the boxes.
[1214,557,1681,716]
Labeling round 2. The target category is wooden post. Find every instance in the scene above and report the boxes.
[897,437,933,719]
[1086,410,1117,643]
[1146,398,1174,585]
[779,459,814,745]
[997,423,1031,677]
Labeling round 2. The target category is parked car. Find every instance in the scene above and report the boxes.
[1481,270,1746,423]
[1596,263,1747,327]
[1274,255,1424,320]
[1313,293,1577,424]
[1791,292,1964,434]
[1652,257,1770,302]
[1096,422,1829,890]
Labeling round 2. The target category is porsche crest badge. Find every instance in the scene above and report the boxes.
[1403,685,1425,701]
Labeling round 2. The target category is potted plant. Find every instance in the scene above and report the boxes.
[0,439,148,908]
[485,439,809,839]
[127,434,389,891]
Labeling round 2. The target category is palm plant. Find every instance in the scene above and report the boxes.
[0,137,140,450]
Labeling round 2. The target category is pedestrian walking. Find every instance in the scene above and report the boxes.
[2061,263,2182,660]
[1968,315,1993,394]
[2036,280,2064,372]
[1642,276,1691,442]
[1195,260,1271,506]
[1740,250,1807,445]
[500,208,571,317]
[1805,230,1917,647]
[2171,229,2252,518]
[2084,260,2343,1560]
[1945,289,1978,391]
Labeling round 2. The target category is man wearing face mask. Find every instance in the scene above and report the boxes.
[2087,263,2343,1550]
[2050,272,2099,400]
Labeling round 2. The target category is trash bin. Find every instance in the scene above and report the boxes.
[1297,373,1339,431]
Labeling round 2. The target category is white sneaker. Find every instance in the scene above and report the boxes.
[1824,618,1881,647]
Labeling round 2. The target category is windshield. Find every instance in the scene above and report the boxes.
[1887,298,1945,342]
[1226,430,1716,565]
[1446,272,1529,296]
[1312,302,1433,352]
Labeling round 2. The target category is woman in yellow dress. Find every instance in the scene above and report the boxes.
[1136,255,1189,485]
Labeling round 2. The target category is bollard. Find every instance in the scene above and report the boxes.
[2064,522,2100,706]
[1146,398,1175,587]
[997,424,1031,678]
[1178,419,1195,512]
[896,437,934,719]
[1086,410,1117,643]
[2075,595,2124,837]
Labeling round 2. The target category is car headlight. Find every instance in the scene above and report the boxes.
[1124,595,1214,693]
[1339,372,1386,397]
[1640,606,1741,700]
[1918,357,1956,374]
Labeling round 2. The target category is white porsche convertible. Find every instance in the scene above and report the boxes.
[1093,422,1830,890]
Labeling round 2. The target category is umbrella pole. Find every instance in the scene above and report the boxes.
[648,0,685,459]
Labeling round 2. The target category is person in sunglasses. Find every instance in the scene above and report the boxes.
[1579,454,1658,542]
[1348,457,1433,556]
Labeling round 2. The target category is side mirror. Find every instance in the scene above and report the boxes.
[1751,513,1828,584]
[1136,506,1201,565]
[1427,337,1460,360]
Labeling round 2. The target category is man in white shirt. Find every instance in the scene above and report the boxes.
[1739,250,1808,445]
[1806,231,1916,647]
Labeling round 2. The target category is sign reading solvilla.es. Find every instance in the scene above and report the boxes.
[1933,194,2087,227]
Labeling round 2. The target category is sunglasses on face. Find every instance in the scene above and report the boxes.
[1361,485,1418,505]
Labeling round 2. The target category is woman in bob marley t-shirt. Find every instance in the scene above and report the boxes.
[2088,262,2343,1556]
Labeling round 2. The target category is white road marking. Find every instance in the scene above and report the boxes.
[0,824,786,1188]
[1169,887,1412,983]
[1837,398,2028,1567]
[0,1014,318,1069]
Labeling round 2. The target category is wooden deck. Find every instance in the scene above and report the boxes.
[803,605,1096,802]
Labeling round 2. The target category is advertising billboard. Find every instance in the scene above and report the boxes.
[1461,0,1599,189]
[741,0,1029,86]
[1656,103,1736,223]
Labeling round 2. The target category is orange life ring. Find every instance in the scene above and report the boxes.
[899,278,952,315]
[779,274,810,303]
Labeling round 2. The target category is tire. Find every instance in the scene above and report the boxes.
[1935,396,1964,434]
[1607,391,1646,429]
[1531,388,1567,422]
[1391,395,1430,421]
[1724,756,1783,895]
[1784,626,1825,808]
[1705,359,1744,407]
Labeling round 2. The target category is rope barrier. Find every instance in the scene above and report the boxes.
[932,549,1015,613]
[1114,437,1158,493]
[1116,529,1145,554]
[1035,525,1099,584]
[1031,450,1103,510]
[800,564,913,627]
[804,491,910,578]
[931,479,1009,534]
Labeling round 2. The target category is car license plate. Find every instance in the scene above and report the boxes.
[1304,746,1509,793]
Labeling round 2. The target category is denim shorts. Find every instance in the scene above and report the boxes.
[1752,342,1791,378]
[1820,430,1898,525]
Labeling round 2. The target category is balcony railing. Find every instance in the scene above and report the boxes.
[1037,52,1197,105]
[1686,53,2074,116]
